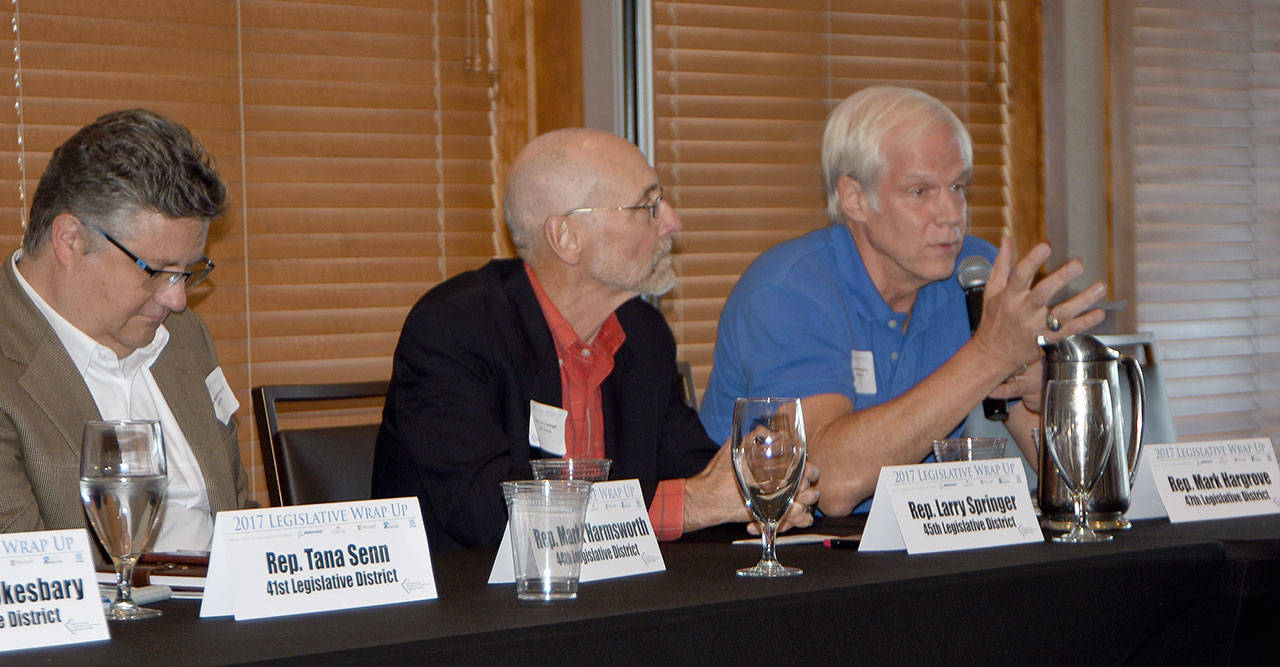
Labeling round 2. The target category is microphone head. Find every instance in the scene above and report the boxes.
[956,255,992,290]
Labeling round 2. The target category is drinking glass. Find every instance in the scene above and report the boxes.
[1043,379,1115,543]
[730,397,807,577]
[530,457,612,482]
[79,419,168,620]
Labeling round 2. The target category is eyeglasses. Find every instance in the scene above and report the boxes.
[89,226,215,292]
[563,189,663,220]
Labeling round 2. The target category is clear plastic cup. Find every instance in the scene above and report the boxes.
[529,457,612,482]
[501,480,594,601]
[932,437,1008,462]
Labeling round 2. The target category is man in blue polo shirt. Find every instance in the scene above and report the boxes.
[700,87,1107,515]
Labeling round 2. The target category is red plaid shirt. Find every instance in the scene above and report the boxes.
[526,264,686,539]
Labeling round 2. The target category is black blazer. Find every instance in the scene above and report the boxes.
[372,259,719,553]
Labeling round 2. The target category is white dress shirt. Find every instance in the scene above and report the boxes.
[13,252,214,551]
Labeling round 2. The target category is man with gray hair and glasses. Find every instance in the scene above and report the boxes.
[0,109,250,551]
[700,87,1106,516]
[374,128,818,553]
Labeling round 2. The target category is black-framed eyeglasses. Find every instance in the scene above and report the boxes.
[89,226,215,292]
[563,188,663,220]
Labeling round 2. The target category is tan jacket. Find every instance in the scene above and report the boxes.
[0,255,248,535]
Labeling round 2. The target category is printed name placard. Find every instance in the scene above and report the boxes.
[489,479,665,584]
[1146,438,1280,523]
[860,458,1042,554]
[0,529,108,652]
[200,498,436,620]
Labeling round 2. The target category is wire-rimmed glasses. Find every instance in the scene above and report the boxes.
[562,188,663,220]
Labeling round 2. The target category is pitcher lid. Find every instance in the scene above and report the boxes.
[1038,333,1120,362]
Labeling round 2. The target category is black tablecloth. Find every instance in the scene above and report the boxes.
[17,515,1280,665]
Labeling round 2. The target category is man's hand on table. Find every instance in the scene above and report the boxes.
[747,461,820,536]
[683,440,821,534]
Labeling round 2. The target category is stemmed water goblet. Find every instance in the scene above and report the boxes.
[730,397,807,577]
[1043,379,1115,543]
[79,419,168,620]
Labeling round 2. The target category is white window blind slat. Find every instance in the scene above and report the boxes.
[1125,0,1279,443]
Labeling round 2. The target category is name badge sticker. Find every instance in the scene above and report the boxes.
[860,459,1042,554]
[0,529,108,652]
[1147,438,1280,523]
[204,366,239,425]
[850,350,877,395]
[528,401,568,456]
[488,479,664,584]
[200,498,436,620]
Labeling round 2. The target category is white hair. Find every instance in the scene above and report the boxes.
[822,86,973,223]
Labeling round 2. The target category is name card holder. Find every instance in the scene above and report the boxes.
[0,529,107,652]
[489,479,665,584]
[200,498,436,620]
[1146,438,1280,523]
[860,458,1042,554]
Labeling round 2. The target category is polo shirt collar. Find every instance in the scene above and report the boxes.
[827,224,948,333]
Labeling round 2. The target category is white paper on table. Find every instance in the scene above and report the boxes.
[489,479,664,584]
[731,533,853,546]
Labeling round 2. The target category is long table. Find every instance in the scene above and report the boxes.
[18,514,1280,665]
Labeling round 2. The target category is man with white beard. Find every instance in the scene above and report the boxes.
[373,128,818,553]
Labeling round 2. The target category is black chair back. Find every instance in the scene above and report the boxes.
[252,381,388,506]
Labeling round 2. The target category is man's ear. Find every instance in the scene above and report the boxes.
[544,215,582,265]
[48,213,90,265]
[838,175,873,223]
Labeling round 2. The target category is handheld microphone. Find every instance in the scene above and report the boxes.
[956,256,1009,422]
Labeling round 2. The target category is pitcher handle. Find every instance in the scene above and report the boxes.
[1120,354,1145,486]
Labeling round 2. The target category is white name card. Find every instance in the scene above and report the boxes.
[489,479,665,584]
[1147,438,1280,523]
[200,498,436,620]
[860,458,1042,554]
[0,529,108,652]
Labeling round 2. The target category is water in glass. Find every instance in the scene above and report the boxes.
[79,419,167,620]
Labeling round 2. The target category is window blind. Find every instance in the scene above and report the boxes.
[1121,0,1279,443]
[0,0,501,502]
[650,0,1026,397]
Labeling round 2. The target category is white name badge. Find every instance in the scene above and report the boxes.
[1146,438,1280,523]
[528,400,568,456]
[200,498,436,620]
[488,479,664,584]
[0,529,108,652]
[860,458,1042,554]
[850,350,877,395]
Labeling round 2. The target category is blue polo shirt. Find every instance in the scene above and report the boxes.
[699,225,997,512]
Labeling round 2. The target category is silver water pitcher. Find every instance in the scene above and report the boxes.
[1038,334,1145,530]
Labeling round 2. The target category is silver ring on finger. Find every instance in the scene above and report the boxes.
[1046,310,1062,332]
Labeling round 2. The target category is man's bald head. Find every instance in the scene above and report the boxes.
[503,128,644,260]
